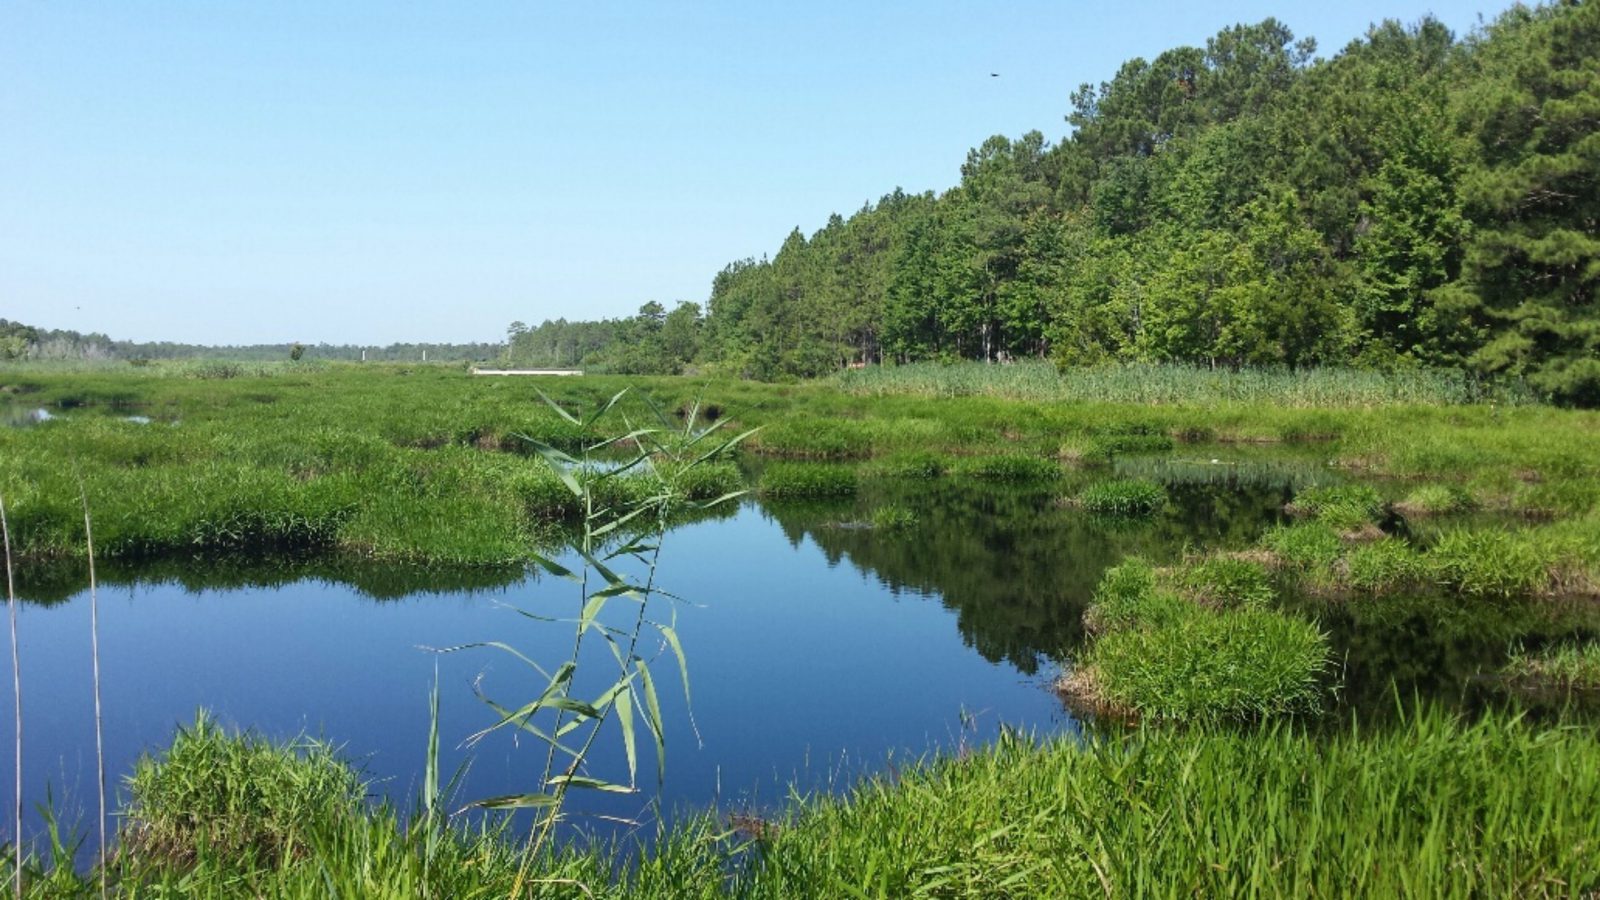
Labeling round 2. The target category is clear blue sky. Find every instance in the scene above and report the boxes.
[2,1,1502,346]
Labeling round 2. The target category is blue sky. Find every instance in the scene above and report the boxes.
[2,1,1502,346]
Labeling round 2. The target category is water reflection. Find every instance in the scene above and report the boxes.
[761,478,1292,673]
[10,471,1591,861]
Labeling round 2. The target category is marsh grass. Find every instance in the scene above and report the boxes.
[757,463,858,498]
[1071,559,1329,721]
[120,712,364,870]
[1077,609,1328,721]
[1395,483,1477,516]
[1285,484,1385,521]
[947,454,1060,481]
[7,364,1598,564]
[1173,556,1275,609]
[869,504,917,531]
[834,360,1525,407]
[739,708,1600,899]
[1502,642,1600,691]
[1076,479,1166,515]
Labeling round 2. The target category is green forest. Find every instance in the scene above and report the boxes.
[11,2,1596,403]
[505,2,1597,404]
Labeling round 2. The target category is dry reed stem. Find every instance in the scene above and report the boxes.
[79,490,108,900]
[0,494,19,900]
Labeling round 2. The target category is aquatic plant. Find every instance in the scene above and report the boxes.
[1174,556,1275,609]
[1501,642,1600,691]
[833,360,1526,407]
[446,389,753,891]
[742,708,1600,898]
[1080,559,1187,634]
[1429,529,1551,599]
[1077,479,1167,515]
[1286,484,1384,521]
[1395,483,1476,516]
[121,711,363,869]
[869,504,917,531]
[948,453,1060,481]
[1070,560,1329,721]
[758,463,858,498]
[1345,539,1429,593]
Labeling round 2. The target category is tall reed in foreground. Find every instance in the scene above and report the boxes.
[441,390,753,896]
[0,494,18,900]
[75,486,106,900]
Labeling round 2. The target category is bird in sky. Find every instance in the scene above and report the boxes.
[990,72,1000,77]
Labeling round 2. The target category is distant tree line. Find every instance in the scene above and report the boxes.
[0,320,500,364]
[502,301,703,374]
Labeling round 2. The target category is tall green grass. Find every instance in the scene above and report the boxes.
[835,360,1527,407]
[120,711,364,869]
[738,709,1600,899]
[11,708,1598,898]
[1070,559,1329,721]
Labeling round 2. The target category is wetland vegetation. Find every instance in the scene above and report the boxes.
[2,360,1598,895]
[2,0,1597,893]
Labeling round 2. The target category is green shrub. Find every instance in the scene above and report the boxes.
[1079,479,1167,515]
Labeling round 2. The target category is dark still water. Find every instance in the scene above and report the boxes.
[10,477,1293,850]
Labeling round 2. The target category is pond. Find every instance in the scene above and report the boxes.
[8,469,1591,855]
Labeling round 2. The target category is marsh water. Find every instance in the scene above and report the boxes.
[8,465,1596,852]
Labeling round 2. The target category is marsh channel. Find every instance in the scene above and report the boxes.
[7,461,1588,851]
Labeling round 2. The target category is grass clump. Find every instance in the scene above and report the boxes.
[1069,561,1329,721]
[869,504,918,531]
[1077,478,1166,515]
[121,711,364,869]
[862,450,946,479]
[1345,538,1429,593]
[1084,425,1175,461]
[949,453,1060,481]
[1396,483,1477,516]
[1260,522,1344,569]
[1502,642,1600,691]
[1429,529,1551,599]
[1081,559,1188,634]
[1079,609,1328,721]
[1174,556,1275,609]
[757,463,858,498]
[1286,484,1385,521]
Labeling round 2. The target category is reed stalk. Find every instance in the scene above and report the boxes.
[0,493,19,900]
[77,488,107,900]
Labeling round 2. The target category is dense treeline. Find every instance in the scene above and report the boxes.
[0,320,501,363]
[502,300,703,373]
[695,2,1597,403]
